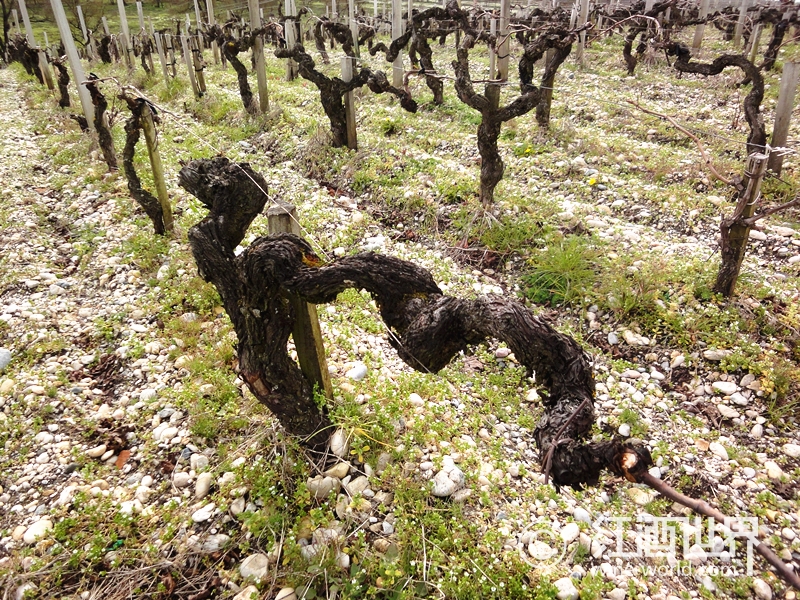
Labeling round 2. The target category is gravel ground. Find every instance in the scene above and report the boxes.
[0,49,799,600]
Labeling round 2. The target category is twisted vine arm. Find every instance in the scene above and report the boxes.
[179,157,651,487]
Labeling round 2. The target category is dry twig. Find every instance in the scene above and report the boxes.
[627,99,734,185]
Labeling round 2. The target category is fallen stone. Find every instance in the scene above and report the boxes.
[240,553,270,583]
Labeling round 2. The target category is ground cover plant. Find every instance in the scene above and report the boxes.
[1,0,800,599]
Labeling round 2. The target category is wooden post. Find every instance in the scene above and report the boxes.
[489,18,497,79]
[248,0,269,112]
[284,0,298,80]
[206,0,219,65]
[76,4,88,42]
[768,61,800,175]
[747,23,762,63]
[713,153,768,296]
[116,0,135,69]
[11,9,20,34]
[692,0,710,50]
[267,201,334,402]
[734,0,748,49]
[49,0,93,129]
[193,0,203,29]
[136,1,145,31]
[341,56,357,150]
[391,0,403,87]
[17,0,54,89]
[191,35,207,93]
[139,102,173,233]
[165,33,177,77]
[154,33,170,86]
[180,34,201,97]
[102,16,110,36]
[498,0,510,80]
[576,0,589,64]
[350,0,360,58]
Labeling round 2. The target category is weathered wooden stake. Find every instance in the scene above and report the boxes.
[17,0,54,89]
[102,16,110,36]
[154,33,170,86]
[193,0,203,30]
[498,0,510,79]
[267,201,334,401]
[691,0,709,50]
[489,18,497,81]
[249,0,269,112]
[139,103,173,233]
[349,0,360,58]
[747,23,762,63]
[341,56,358,150]
[49,0,94,128]
[734,0,748,49]
[575,0,589,64]
[768,61,800,175]
[136,1,145,31]
[180,34,201,97]
[116,0,135,68]
[285,0,298,80]
[165,33,177,77]
[192,35,207,93]
[206,0,220,65]
[11,9,20,34]
[76,4,88,42]
[391,0,403,87]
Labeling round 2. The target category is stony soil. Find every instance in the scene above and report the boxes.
[0,30,800,600]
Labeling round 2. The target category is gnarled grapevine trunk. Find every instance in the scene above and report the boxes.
[121,97,167,235]
[455,25,580,205]
[85,77,118,171]
[179,158,332,448]
[218,36,256,113]
[179,157,653,486]
[275,44,416,148]
[51,58,70,108]
[668,42,765,155]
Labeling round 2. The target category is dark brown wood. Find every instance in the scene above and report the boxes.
[640,472,800,592]
[667,42,766,156]
[455,25,581,205]
[179,158,332,448]
[713,153,768,297]
[51,57,70,108]
[120,96,168,236]
[267,202,334,402]
[622,0,673,76]
[275,43,415,148]
[84,76,118,171]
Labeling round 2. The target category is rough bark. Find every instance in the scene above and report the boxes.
[622,0,673,76]
[668,42,766,155]
[98,35,113,63]
[120,97,166,235]
[178,157,332,448]
[411,33,444,104]
[313,20,330,64]
[178,157,652,486]
[275,44,416,148]
[51,58,70,108]
[217,35,256,114]
[85,76,118,171]
[517,27,579,127]
[454,25,579,204]
[762,18,788,71]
